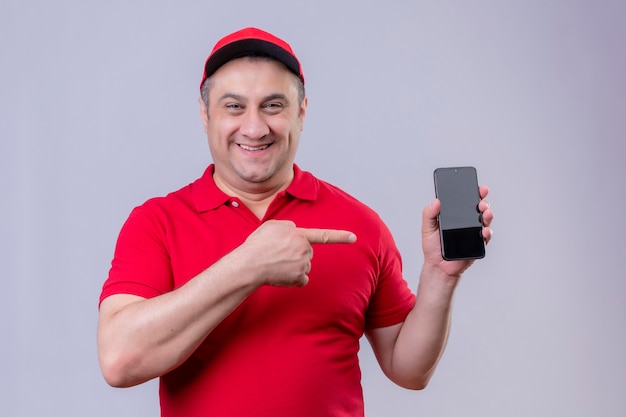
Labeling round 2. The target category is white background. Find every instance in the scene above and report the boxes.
[2,0,625,415]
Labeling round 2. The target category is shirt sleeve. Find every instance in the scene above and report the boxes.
[364,220,416,329]
[99,202,174,306]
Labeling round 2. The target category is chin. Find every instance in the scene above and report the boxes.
[237,167,276,184]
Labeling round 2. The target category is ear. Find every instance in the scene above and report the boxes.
[198,97,209,134]
[299,96,308,131]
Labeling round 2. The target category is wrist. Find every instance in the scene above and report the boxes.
[215,247,265,290]
[419,264,460,297]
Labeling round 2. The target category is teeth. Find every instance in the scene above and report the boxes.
[239,144,270,152]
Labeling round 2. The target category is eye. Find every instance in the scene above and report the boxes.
[224,103,245,114]
[263,102,284,114]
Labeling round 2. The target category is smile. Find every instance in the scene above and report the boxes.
[238,144,270,152]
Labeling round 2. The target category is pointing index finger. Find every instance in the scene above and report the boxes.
[299,228,357,244]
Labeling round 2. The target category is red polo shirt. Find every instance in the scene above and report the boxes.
[101,164,415,417]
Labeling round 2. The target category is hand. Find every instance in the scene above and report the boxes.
[239,220,357,288]
[422,185,494,278]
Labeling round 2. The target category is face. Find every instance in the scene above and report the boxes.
[200,57,307,195]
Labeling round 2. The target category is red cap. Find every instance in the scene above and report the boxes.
[200,27,304,91]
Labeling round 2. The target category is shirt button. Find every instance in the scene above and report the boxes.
[231,201,239,208]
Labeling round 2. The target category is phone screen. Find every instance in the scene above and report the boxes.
[434,167,485,260]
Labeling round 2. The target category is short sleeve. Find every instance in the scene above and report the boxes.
[364,222,416,329]
[99,203,174,306]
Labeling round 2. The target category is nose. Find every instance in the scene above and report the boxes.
[239,109,270,140]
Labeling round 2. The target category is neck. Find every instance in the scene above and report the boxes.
[212,168,294,219]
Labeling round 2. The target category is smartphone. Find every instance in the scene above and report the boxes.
[433,167,485,260]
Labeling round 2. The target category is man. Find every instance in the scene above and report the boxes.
[98,27,494,416]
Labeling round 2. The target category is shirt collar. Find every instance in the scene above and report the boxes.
[192,164,318,213]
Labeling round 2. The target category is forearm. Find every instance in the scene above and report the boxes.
[98,250,261,387]
[388,265,459,389]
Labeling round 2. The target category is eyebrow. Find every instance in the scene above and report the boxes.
[263,93,290,105]
[218,93,245,103]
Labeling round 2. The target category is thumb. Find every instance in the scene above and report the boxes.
[422,198,441,236]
